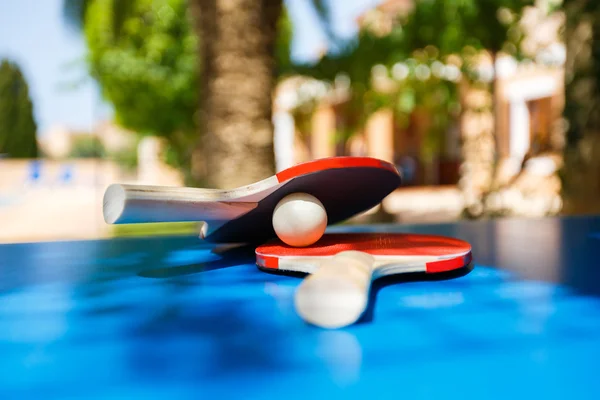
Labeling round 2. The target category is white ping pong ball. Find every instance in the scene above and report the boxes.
[272,193,327,247]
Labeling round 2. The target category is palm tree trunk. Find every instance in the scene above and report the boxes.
[561,0,600,214]
[189,0,282,189]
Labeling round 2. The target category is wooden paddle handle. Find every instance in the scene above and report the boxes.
[294,251,375,329]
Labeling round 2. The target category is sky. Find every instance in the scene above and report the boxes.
[0,0,382,136]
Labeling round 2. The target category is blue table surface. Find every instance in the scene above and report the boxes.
[2,215,600,399]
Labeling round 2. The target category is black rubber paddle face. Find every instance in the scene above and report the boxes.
[204,166,402,244]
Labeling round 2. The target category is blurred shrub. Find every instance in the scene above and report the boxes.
[68,133,138,173]
[0,59,38,158]
[397,0,533,58]
[82,0,199,176]
[108,146,138,172]
[275,6,294,77]
[69,135,106,158]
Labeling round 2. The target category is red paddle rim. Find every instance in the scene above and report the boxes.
[256,233,472,274]
[275,157,399,183]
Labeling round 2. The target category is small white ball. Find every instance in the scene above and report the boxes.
[272,193,327,247]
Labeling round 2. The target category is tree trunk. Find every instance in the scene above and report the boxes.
[560,0,600,214]
[189,0,281,189]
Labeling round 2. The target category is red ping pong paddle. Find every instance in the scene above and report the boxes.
[102,157,401,244]
[256,233,472,329]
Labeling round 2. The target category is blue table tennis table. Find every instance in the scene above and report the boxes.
[1,215,600,399]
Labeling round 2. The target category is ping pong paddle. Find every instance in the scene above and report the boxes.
[103,157,401,244]
[256,233,472,328]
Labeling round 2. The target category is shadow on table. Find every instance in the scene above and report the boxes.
[257,259,475,325]
[359,262,475,324]
[136,240,474,327]
[137,243,257,279]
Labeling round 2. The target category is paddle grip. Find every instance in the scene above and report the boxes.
[294,250,375,329]
[102,184,257,224]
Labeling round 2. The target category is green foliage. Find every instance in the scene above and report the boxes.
[84,0,199,138]
[69,134,106,158]
[284,28,407,85]
[398,0,534,57]
[108,146,139,172]
[285,0,533,82]
[284,0,534,160]
[77,0,199,179]
[0,59,38,158]
[275,7,294,76]
[67,132,138,173]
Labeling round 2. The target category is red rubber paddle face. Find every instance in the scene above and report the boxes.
[256,233,472,275]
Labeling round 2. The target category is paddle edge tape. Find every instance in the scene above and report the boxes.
[425,251,472,273]
[256,250,472,274]
[275,156,399,183]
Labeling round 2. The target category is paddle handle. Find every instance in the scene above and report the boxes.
[294,251,375,329]
[102,183,257,224]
